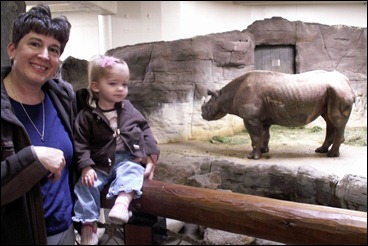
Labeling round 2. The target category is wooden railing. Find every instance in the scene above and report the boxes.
[123,180,367,245]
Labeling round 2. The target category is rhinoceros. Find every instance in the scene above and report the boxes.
[201,70,356,159]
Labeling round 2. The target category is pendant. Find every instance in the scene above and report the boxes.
[41,136,45,142]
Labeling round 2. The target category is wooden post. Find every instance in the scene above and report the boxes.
[131,180,367,245]
[100,186,166,245]
[124,213,158,245]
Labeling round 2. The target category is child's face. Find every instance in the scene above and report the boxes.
[92,63,130,109]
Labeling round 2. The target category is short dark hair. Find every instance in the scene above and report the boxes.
[12,4,71,55]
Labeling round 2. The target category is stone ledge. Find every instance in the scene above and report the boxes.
[155,151,367,212]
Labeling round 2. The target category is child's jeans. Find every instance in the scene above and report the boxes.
[72,151,145,223]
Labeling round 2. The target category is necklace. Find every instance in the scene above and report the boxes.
[7,78,45,142]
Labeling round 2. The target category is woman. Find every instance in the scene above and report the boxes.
[1,4,77,245]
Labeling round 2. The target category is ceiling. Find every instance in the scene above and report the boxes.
[232,1,366,5]
[26,1,366,15]
[25,1,117,15]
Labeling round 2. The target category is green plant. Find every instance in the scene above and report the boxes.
[309,126,323,133]
[210,136,226,143]
[208,127,367,147]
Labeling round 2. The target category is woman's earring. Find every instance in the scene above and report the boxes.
[9,57,13,60]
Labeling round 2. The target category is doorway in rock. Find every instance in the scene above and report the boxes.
[255,45,296,74]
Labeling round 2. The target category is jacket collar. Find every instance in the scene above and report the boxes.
[1,67,16,123]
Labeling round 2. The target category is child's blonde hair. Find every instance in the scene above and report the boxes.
[87,55,129,101]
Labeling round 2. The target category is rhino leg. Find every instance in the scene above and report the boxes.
[317,100,352,157]
[244,120,269,159]
[327,122,348,157]
[326,124,347,157]
[315,122,346,157]
[315,114,334,153]
[261,124,270,153]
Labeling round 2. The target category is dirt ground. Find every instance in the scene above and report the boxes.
[158,127,367,178]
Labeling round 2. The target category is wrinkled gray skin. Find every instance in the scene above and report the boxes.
[201,70,356,159]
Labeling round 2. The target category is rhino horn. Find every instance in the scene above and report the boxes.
[207,89,218,97]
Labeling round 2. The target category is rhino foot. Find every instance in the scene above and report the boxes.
[327,151,340,157]
[315,146,329,153]
[261,147,269,153]
[247,150,262,159]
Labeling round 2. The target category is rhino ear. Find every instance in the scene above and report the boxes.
[207,89,219,97]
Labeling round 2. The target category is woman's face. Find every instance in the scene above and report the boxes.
[7,31,61,86]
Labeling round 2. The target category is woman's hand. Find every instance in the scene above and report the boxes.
[81,166,97,187]
[143,156,155,180]
[33,146,66,182]
[132,155,158,180]
[144,162,155,180]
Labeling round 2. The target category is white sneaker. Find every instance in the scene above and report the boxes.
[108,202,129,224]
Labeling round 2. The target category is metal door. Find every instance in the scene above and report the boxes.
[255,45,295,74]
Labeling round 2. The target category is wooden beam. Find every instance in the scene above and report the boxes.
[130,180,367,245]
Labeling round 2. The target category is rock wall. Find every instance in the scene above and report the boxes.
[1,1,26,67]
[154,155,367,212]
[62,17,367,144]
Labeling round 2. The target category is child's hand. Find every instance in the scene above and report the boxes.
[81,166,97,187]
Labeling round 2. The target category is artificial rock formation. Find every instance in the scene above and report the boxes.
[62,17,367,144]
[1,1,26,67]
